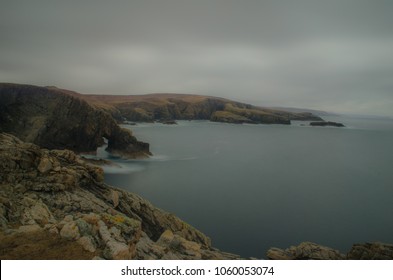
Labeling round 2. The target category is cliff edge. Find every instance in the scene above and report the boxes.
[0,83,150,158]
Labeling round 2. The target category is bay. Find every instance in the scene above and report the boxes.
[103,116,393,258]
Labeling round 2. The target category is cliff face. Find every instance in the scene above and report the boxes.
[81,93,323,124]
[0,83,150,158]
[0,133,239,259]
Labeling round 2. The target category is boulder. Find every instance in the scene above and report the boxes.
[266,242,345,260]
[77,236,97,253]
[37,157,52,173]
[60,221,80,240]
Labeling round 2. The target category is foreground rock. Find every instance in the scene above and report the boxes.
[0,83,150,158]
[347,242,393,260]
[0,133,239,259]
[267,242,345,260]
[267,242,393,260]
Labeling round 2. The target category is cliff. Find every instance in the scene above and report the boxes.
[0,83,150,158]
[0,83,323,126]
[79,93,323,124]
[0,133,239,259]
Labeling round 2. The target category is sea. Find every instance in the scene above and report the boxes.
[100,115,393,258]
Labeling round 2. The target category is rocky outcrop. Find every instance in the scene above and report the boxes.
[266,242,345,260]
[0,83,150,158]
[0,133,239,259]
[267,242,393,260]
[347,242,393,260]
[211,103,291,124]
[210,111,253,124]
[310,121,345,127]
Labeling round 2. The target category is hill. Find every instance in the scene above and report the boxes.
[71,92,323,124]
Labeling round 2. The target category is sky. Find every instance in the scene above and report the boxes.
[1,0,393,116]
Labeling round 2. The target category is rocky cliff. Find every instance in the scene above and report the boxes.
[266,241,393,260]
[0,133,239,259]
[79,93,323,124]
[0,83,150,158]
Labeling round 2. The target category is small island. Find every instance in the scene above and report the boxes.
[310,121,345,127]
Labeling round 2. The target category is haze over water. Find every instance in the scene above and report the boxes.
[104,116,393,258]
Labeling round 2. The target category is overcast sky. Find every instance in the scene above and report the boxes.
[1,0,393,116]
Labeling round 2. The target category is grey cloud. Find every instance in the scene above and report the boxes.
[1,0,393,116]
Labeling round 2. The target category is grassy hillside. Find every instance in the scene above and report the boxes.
[75,92,323,124]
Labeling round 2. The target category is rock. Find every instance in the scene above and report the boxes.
[48,225,59,235]
[103,240,132,260]
[161,252,179,260]
[310,121,345,127]
[21,197,37,207]
[109,226,125,243]
[77,236,97,253]
[17,224,42,233]
[64,215,74,222]
[37,157,52,173]
[135,235,166,260]
[75,218,92,236]
[82,213,101,225]
[266,247,294,260]
[347,242,393,260]
[115,191,211,247]
[159,120,178,125]
[210,111,252,124]
[156,230,202,259]
[173,236,201,257]
[157,230,174,245]
[29,200,53,226]
[98,220,112,243]
[266,242,345,260]
[110,190,119,208]
[60,221,80,240]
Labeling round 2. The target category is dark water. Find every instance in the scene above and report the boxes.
[103,116,393,258]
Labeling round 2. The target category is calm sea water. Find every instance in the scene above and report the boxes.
[103,116,393,258]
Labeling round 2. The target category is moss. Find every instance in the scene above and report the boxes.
[101,213,141,231]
